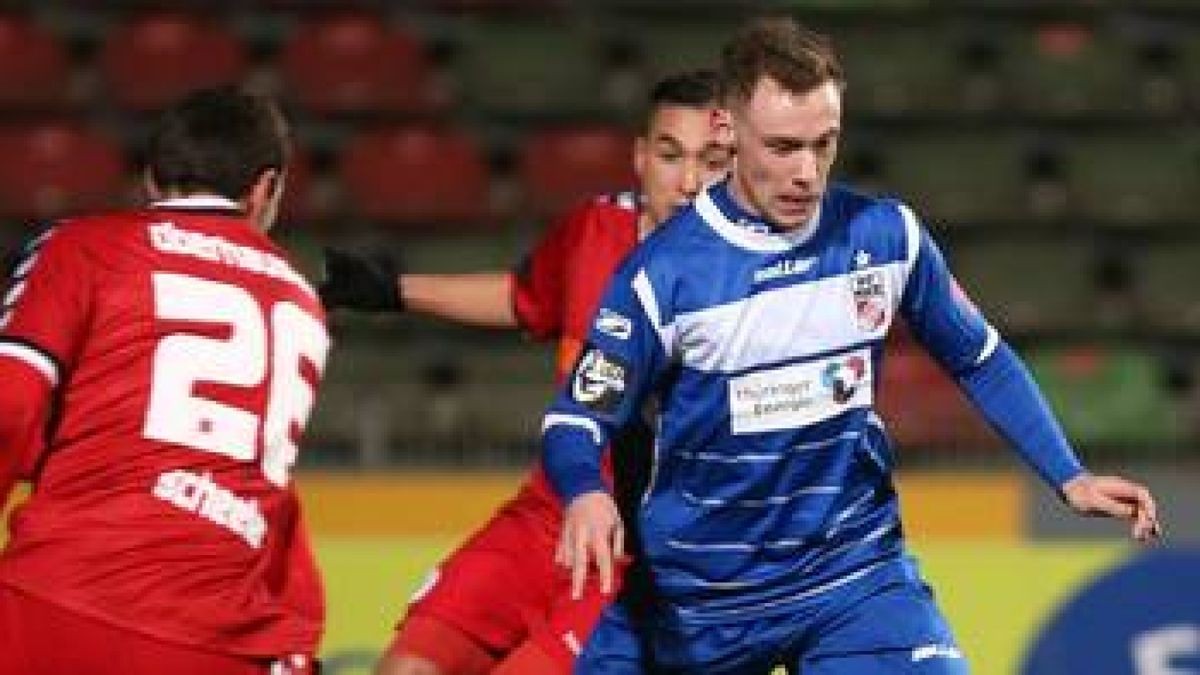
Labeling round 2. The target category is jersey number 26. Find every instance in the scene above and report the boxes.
[143,272,329,486]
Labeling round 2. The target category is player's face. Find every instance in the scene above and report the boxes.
[635,104,735,227]
[730,77,841,230]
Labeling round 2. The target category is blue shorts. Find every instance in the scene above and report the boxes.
[576,558,969,674]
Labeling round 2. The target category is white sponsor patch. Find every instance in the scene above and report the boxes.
[728,349,872,434]
[595,307,632,340]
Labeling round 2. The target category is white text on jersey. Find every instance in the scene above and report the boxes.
[153,469,267,549]
[148,221,311,294]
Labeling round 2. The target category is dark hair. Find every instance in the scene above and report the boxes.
[643,69,720,132]
[718,16,843,107]
[146,86,289,200]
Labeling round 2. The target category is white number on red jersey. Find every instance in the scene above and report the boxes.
[143,273,328,486]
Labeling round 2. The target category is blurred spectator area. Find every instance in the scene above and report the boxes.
[0,2,1197,470]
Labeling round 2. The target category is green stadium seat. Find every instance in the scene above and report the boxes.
[630,19,731,82]
[1133,243,1200,333]
[836,25,969,116]
[948,239,1098,332]
[871,130,1035,225]
[1062,131,1200,227]
[1027,345,1185,448]
[1002,22,1140,117]
[455,19,612,118]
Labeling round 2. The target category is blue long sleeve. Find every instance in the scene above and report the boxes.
[956,342,1084,488]
[898,204,1085,490]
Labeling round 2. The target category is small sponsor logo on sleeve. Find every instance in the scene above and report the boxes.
[595,308,633,340]
[572,346,629,413]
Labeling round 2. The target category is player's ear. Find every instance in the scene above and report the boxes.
[244,167,284,231]
[633,136,648,181]
[142,167,163,201]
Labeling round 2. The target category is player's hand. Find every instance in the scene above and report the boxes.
[1061,473,1162,543]
[318,247,402,312]
[556,490,624,600]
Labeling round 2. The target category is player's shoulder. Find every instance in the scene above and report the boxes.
[556,191,640,232]
[825,183,910,228]
[824,183,924,252]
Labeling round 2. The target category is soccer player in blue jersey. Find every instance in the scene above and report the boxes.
[540,16,1161,674]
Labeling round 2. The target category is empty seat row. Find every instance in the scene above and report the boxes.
[7,12,1200,117]
[0,121,634,225]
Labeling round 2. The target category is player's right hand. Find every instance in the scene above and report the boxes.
[318,248,402,312]
[557,490,624,600]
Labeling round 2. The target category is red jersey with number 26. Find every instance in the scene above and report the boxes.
[508,191,640,523]
[0,199,329,658]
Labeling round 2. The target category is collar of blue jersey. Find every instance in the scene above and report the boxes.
[696,179,821,253]
[150,195,242,212]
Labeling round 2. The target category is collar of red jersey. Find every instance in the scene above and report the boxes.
[151,195,241,212]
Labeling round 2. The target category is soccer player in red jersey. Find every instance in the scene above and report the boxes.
[0,88,329,675]
[318,71,734,675]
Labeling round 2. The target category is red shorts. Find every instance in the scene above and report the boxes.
[395,504,623,670]
[0,584,316,675]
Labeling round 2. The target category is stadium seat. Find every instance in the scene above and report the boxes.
[338,126,492,227]
[519,126,635,218]
[1061,131,1200,227]
[837,24,969,115]
[872,129,1036,225]
[1027,345,1184,448]
[279,14,445,116]
[278,144,318,225]
[99,12,248,112]
[1133,243,1200,333]
[0,15,71,111]
[455,19,611,118]
[949,239,1098,333]
[0,122,125,219]
[877,342,1002,456]
[1004,22,1139,116]
[630,19,731,81]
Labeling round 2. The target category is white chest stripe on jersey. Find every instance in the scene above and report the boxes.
[0,341,59,387]
[673,264,902,374]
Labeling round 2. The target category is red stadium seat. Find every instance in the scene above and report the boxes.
[877,343,1002,456]
[519,126,635,217]
[338,126,491,227]
[278,144,318,224]
[99,13,248,111]
[0,15,70,110]
[280,14,444,116]
[0,123,125,219]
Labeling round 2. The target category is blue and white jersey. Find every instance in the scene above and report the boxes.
[542,179,1081,624]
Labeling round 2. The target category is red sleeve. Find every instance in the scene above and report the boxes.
[1,225,92,374]
[511,202,595,341]
[0,359,52,509]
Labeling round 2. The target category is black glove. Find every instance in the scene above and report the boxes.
[318,247,403,312]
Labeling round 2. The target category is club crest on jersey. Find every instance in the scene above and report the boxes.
[850,266,889,332]
[595,308,632,340]
[572,346,628,413]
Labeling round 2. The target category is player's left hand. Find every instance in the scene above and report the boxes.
[556,490,625,601]
[1061,473,1162,543]
[317,247,402,312]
